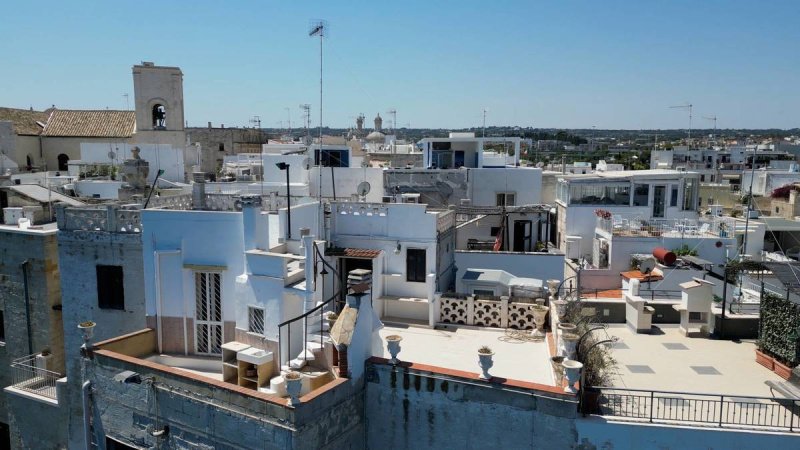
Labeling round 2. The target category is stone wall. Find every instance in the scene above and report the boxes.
[57,228,146,449]
[0,228,62,440]
[187,127,270,175]
[364,360,578,449]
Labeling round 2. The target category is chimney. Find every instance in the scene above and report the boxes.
[238,195,263,251]
[192,172,206,210]
[208,121,212,129]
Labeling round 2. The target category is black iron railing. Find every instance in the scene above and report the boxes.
[589,387,800,432]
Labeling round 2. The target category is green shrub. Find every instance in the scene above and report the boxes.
[760,293,800,366]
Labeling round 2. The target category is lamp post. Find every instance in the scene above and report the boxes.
[276,162,291,240]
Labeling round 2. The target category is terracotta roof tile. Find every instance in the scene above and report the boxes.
[42,109,135,138]
[326,247,382,259]
[0,107,50,135]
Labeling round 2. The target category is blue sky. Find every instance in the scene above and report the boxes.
[2,1,798,130]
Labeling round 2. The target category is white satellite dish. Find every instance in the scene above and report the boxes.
[301,157,311,170]
[357,181,371,197]
[108,151,116,160]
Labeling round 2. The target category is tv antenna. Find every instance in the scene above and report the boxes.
[387,109,397,134]
[669,103,693,146]
[482,108,488,138]
[299,104,311,141]
[249,115,262,129]
[703,115,717,140]
[285,107,292,135]
[309,19,328,232]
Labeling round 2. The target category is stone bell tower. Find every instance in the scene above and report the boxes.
[132,62,185,132]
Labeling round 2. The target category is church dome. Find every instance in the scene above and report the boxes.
[366,131,385,142]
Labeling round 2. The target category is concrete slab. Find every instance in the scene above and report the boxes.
[375,324,555,386]
[606,324,787,397]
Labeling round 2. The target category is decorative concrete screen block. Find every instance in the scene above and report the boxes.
[64,208,108,231]
[508,302,537,330]
[473,300,502,328]
[114,209,142,233]
[440,297,469,324]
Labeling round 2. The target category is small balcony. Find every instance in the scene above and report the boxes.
[8,353,63,403]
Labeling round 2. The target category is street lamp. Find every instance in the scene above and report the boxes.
[276,162,291,240]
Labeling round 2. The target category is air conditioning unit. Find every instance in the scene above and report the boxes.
[565,235,582,261]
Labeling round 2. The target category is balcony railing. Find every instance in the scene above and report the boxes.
[590,387,800,432]
[597,215,735,238]
[10,354,60,401]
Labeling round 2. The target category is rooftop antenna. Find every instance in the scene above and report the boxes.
[310,19,328,234]
[482,108,488,138]
[122,93,130,111]
[704,115,718,140]
[669,102,693,147]
[387,108,397,134]
[299,104,311,142]
[249,115,261,129]
[285,107,292,135]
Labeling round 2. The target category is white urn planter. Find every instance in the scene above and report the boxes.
[553,299,568,320]
[561,359,583,394]
[285,372,303,406]
[386,335,403,365]
[547,279,561,298]
[561,332,580,359]
[477,347,494,380]
[531,305,549,338]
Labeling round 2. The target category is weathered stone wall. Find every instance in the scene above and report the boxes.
[187,127,270,174]
[88,352,365,449]
[364,362,579,449]
[57,229,146,449]
[0,229,62,435]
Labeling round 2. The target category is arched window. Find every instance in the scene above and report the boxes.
[152,104,166,129]
[58,154,69,171]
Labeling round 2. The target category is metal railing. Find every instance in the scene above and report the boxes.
[597,216,735,238]
[11,354,60,401]
[590,387,800,432]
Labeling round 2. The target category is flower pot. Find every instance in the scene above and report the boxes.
[755,349,774,371]
[553,300,568,320]
[547,279,561,298]
[774,359,794,381]
[478,351,494,380]
[562,359,583,394]
[562,332,580,359]
[581,387,602,414]
[532,305,548,338]
[285,372,303,406]
[550,356,565,384]
[386,335,403,365]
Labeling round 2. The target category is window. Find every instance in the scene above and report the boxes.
[406,248,426,283]
[248,307,265,335]
[490,226,501,237]
[670,186,679,207]
[700,175,705,182]
[633,184,649,206]
[496,192,516,207]
[219,143,225,152]
[682,178,697,210]
[97,265,124,310]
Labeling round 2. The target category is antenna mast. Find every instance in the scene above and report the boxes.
[669,103,693,147]
[310,19,328,233]
[482,108,488,138]
[387,108,397,134]
[703,115,718,141]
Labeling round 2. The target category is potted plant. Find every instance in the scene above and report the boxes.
[562,332,580,359]
[550,355,565,384]
[284,371,303,406]
[755,342,775,371]
[774,356,794,380]
[386,335,403,364]
[477,346,494,380]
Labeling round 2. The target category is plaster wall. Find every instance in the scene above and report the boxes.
[81,142,185,183]
[468,167,542,206]
[309,167,384,203]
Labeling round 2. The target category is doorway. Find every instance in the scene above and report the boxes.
[195,272,223,355]
[653,185,666,218]
[513,220,533,252]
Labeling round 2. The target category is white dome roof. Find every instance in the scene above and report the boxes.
[366,131,385,142]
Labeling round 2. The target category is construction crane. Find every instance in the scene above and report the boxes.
[669,103,693,146]
[703,115,718,140]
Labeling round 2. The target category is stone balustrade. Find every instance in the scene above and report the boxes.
[439,296,542,330]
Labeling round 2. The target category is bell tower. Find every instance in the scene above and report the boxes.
[132,62,185,132]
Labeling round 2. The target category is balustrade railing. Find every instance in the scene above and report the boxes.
[11,354,60,401]
[590,387,800,432]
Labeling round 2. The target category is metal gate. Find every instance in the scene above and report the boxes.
[195,272,223,355]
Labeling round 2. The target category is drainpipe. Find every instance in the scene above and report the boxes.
[82,380,92,450]
[21,260,33,355]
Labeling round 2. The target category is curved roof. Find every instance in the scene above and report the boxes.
[366,131,385,142]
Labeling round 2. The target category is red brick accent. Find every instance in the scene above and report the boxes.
[367,356,571,397]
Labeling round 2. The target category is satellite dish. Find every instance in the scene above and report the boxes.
[536,162,544,168]
[639,258,656,274]
[357,181,371,197]
[108,151,116,160]
[301,157,311,170]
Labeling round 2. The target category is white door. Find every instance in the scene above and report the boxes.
[195,272,223,355]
